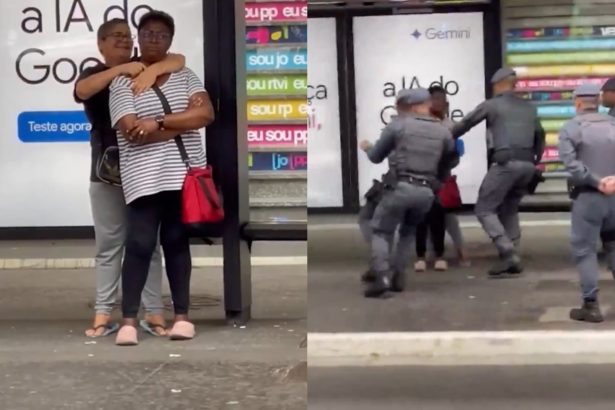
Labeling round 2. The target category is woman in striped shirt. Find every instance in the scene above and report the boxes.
[109,10,214,346]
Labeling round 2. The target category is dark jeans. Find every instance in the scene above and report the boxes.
[416,199,446,258]
[122,190,192,318]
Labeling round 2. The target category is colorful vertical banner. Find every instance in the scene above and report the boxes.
[245,1,308,175]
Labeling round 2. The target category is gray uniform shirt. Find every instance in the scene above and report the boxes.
[367,114,456,187]
[559,112,615,189]
[451,91,546,164]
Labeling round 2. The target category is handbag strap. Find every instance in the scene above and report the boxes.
[151,85,190,169]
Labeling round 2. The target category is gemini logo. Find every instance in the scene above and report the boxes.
[410,27,471,40]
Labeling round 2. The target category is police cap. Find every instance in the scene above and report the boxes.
[396,88,430,106]
[490,67,516,84]
[573,83,602,98]
[602,78,615,92]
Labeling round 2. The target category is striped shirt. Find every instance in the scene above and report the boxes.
[109,68,207,204]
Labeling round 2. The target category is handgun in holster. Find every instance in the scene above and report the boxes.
[527,169,545,195]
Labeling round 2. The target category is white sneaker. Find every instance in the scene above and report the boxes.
[414,260,427,272]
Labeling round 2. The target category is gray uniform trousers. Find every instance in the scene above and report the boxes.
[358,198,395,262]
[474,160,536,257]
[358,200,378,244]
[89,182,164,315]
[370,182,435,275]
[571,192,615,300]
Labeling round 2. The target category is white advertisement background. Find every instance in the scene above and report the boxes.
[307,17,343,207]
[353,13,487,204]
[0,0,204,227]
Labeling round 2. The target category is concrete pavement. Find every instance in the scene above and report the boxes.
[307,213,615,366]
[309,365,615,410]
[0,263,307,410]
[308,214,614,333]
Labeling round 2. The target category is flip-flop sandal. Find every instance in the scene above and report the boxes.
[86,322,120,338]
[139,320,167,337]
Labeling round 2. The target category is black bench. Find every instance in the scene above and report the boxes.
[241,220,307,250]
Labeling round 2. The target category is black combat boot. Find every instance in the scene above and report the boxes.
[361,269,376,283]
[488,252,523,277]
[391,270,406,292]
[364,273,391,298]
[570,300,604,323]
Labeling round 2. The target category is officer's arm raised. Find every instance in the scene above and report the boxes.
[366,123,397,164]
[558,124,600,188]
[450,101,489,139]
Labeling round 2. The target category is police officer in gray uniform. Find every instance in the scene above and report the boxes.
[559,83,615,323]
[360,88,456,298]
[451,67,546,276]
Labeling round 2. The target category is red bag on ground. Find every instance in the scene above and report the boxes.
[438,175,462,209]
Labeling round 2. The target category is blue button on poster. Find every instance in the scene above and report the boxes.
[18,111,91,142]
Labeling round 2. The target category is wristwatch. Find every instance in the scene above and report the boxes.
[155,115,165,130]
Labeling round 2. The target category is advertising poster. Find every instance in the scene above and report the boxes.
[0,0,205,227]
[353,13,487,204]
[307,17,343,207]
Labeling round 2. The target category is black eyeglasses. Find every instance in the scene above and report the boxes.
[104,32,135,40]
[139,31,172,41]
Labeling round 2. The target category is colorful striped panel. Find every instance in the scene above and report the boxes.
[507,26,615,39]
[518,91,574,101]
[537,105,609,118]
[546,133,559,146]
[516,77,608,91]
[514,65,615,78]
[543,146,559,161]
[509,51,615,65]
[541,119,567,133]
[543,163,566,172]
[508,39,615,53]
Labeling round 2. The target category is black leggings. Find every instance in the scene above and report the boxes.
[122,191,192,318]
[416,200,446,258]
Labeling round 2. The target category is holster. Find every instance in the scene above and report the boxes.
[364,179,385,203]
[568,180,599,200]
[381,170,397,189]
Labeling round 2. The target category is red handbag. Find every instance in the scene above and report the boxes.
[438,175,462,209]
[175,138,224,225]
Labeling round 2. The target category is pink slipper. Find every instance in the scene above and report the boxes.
[168,321,196,341]
[115,325,139,346]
